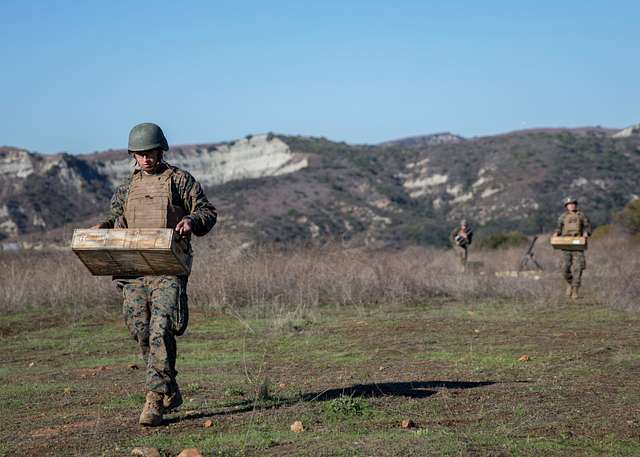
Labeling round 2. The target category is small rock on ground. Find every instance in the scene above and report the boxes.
[290,420,304,433]
[131,448,161,457]
[401,419,416,429]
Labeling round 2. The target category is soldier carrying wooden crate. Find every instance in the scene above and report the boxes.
[92,123,217,426]
[553,197,591,300]
[450,219,473,269]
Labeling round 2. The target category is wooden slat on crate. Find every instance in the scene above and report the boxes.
[550,235,588,251]
[71,228,191,276]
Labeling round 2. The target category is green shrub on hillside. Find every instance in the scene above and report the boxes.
[590,223,615,240]
[477,231,529,250]
[400,222,450,247]
[615,199,640,235]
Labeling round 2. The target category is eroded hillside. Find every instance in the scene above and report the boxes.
[1,126,639,248]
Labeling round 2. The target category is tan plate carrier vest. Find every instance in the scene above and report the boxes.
[124,167,187,229]
[561,212,582,236]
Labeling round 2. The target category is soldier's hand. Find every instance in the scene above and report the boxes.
[176,218,193,237]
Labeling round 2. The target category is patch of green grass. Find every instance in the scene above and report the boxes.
[127,428,293,455]
[508,435,640,456]
[414,348,533,373]
[101,393,145,412]
[403,427,465,454]
[223,386,246,398]
[3,322,131,372]
[415,300,530,322]
[3,303,640,456]
[612,349,640,364]
[269,333,370,366]
[67,355,137,369]
[323,395,370,420]
[180,335,240,352]
[0,381,70,399]
[0,442,11,457]
[180,349,247,368]
[188,316,262,336]
[0,367,11,381]
[185,382,203,393]
[0,381,87,413]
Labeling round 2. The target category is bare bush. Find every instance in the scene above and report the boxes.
[587,235,640,310]
[0,251,119,316]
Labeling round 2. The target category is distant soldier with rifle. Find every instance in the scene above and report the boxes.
[450,219,473,268]
[554,197,592,299]
[93,123,217,426]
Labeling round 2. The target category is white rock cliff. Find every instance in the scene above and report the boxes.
[92,134,308,187]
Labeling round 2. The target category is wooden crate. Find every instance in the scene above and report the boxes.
[71,228,191,276]
[550,235,588,251]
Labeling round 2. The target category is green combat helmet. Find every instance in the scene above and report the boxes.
[563,196,578,207]
[128,123,169,152]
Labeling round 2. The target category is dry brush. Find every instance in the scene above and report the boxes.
[1,233,638,316]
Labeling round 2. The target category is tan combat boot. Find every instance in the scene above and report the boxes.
[565,283,572,297]
[139,391,164,426]
[570,286,579,300]
[163,387,183,411]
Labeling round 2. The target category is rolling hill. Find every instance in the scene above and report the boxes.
[1,126,639,249]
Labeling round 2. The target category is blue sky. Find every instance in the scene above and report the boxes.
[1,0,638,153]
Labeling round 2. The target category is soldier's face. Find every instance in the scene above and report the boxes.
[133,150,162,173]
[566,203,577,212]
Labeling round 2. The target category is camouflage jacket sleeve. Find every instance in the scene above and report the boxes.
[100,184,129,228]
[580,212,592,236]
[555,213,564,235]
[172,169,217,237]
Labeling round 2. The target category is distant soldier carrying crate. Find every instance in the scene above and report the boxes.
[553,197,591,300]
[450,219,473,269]
[93,123,217,426]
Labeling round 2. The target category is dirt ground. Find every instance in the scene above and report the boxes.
[1,299,639,457]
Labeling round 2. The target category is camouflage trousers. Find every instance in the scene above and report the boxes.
[454,245,468,267]
[562,251,586,287]
[117,275,189,394]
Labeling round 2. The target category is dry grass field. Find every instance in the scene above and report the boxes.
[1,234,639,456]
[2,233,639,315]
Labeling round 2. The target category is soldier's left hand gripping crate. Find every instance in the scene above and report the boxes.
[71,229,192,276]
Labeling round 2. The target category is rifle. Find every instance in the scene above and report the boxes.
[518,236,543,272]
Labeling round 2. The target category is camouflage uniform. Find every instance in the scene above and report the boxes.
[450,225,473,267]
[101,161,216,395]
[555,210,591,288]
[118,275,188,393]
[102,162,217,237]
